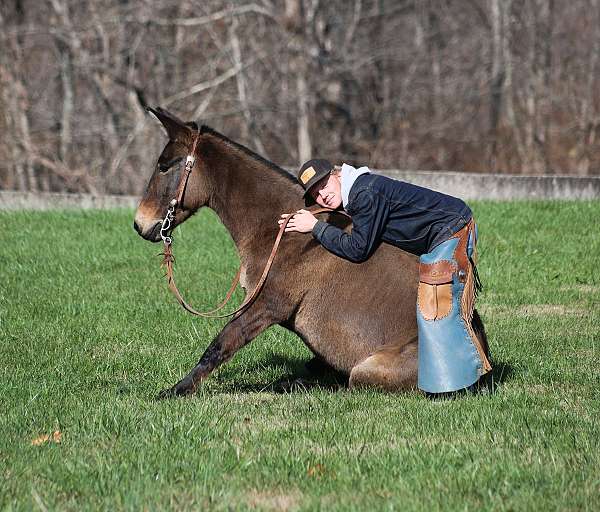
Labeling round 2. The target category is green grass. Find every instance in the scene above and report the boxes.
[1,202,599,511]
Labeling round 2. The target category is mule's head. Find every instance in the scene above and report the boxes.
[134,107,211,242]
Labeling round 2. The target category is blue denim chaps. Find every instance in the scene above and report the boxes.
[417,220,492,393]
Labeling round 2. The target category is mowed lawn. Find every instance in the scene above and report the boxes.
[1,201,599,511]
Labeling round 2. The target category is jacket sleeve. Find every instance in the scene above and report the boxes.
[311,190,390,262]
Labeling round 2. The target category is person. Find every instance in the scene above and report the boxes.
[278,159,492,393]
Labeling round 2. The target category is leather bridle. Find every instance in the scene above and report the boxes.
[159,129,201,246]
[159,128,344,319]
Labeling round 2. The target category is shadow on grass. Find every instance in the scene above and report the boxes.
[485,359,515,396]
[490,359,515,386]
[229,354,349,394]
[238,356,516,397]
[154,356,516,398]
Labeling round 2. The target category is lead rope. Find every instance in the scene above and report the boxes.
[160,207,343,319]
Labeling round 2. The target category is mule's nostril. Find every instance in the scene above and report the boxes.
[134,221,142,234]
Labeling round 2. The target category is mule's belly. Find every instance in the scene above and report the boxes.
[292,251,419,373]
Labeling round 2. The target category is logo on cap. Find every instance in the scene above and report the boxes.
[300,166,316,185]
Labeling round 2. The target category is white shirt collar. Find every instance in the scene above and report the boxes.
[340,163,371,208]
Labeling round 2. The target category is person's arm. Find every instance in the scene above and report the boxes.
[312,190,390,262]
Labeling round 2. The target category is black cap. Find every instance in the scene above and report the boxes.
[296,159,333,204]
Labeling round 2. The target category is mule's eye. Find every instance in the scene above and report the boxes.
[159,157,183,173]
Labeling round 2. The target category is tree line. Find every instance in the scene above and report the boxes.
[1,0,599,195]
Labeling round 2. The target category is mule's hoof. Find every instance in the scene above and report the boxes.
[155,387,177,400]
[155,382,194,400]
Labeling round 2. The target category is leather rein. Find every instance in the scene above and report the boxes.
[159,129,342,319]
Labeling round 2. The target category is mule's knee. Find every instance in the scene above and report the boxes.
[349,342,417,392]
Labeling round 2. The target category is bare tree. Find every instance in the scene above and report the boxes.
[1,0,599,194]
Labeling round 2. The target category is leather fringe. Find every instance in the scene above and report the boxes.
[461,259,492,372]
[472,259,483,299]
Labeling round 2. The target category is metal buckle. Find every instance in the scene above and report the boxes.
[185,155,195,172]
[160,200,177,245]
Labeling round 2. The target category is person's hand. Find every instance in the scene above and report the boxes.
[278,209,318,233]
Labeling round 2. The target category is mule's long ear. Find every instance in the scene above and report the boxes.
[146,106,190,142]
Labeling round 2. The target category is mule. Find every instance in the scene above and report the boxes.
[134,107,489,397]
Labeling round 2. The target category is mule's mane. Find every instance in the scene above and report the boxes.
[199,125,298,186]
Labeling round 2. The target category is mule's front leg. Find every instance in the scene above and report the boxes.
[158,306,272,399]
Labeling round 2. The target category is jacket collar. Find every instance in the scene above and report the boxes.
[340,163,370,208]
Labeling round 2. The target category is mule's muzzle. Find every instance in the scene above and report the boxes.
[133,218,162,242]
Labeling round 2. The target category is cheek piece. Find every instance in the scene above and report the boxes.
[160,135,200,245]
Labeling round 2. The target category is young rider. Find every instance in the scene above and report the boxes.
[279,159,492,394]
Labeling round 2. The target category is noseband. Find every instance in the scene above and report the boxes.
[158,128,347,319]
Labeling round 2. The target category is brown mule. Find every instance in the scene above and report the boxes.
[134,107,489,397]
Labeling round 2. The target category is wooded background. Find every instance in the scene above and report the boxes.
[1,0,599,195]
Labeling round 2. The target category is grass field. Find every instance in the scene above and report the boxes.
[1,201,599,511]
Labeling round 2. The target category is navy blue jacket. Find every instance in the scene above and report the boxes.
[312,173,472,262]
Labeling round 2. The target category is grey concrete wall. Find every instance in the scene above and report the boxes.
[1,171,599,210]
[378,170,600,200]
[0,191,139,210]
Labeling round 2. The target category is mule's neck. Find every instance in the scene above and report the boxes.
[200,135,304,254]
